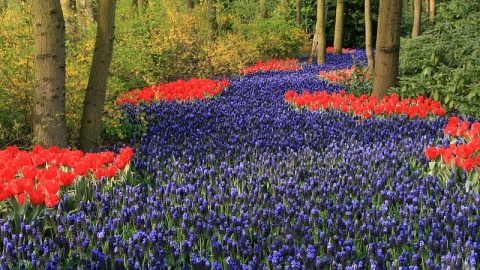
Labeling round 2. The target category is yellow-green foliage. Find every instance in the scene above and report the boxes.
[0,2,33,147]
[202,33,261,77]
[1,0,310,147]
[63,9,97,144]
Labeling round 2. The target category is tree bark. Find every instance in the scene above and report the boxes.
[412,0,421,37]
[259,0,266,19]
[29,0,68,147]
[79,0,117,152]
[333,0,344,55]
[138,0,146,15]
[68,0,77,11]
[429,0,435,25]
[372,0,402,99]
[187,0,193,10]
[365,0,374,76]
[296,0,301,27]
[208,0,218,41]
[316,0,326,64]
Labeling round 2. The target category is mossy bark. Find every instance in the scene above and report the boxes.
[372,0,402,99]
[316,0,326,64]
[30,0,68,147]
[365,0,375,76]
[79,0,117,152]
[412,0,422,37]
[333,0,344,55]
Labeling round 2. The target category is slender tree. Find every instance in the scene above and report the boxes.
[372,0,402,99]
[69,0,77,11]
[315,0,326,64]
[207,0,218,41]
[138,0,146,15]
[333,0,345,55]
[429,0,435,25]
[412,0,421,37]
[365,0,374,75]
[131,0,138,11]
[29,0,68,147]
[187,0,193,10]
[259,0,266,19]
[79,0,117,152]
[296,0,301,27]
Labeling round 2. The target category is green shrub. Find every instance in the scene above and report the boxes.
[393,1,480,117]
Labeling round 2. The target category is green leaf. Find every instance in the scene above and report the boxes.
[465,180,472,193]
[467,90,476,100]
[432,90,439,101]
[429,161,437,171]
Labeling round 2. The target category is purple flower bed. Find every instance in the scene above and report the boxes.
[1,51,480,269]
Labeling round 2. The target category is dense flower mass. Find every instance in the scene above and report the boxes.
[2,50,480,269]
[116,78,229,105]
[325,46,356,54]
[425,117,480,170]
[0,146,133,207]
[285,89,446,119]
[240,58,302,75]
[318,66,370,84]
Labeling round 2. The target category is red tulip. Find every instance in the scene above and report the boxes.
[29,189,44,205]
[45,193,59,208]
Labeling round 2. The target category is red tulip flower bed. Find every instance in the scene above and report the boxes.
[425,117,480,171]
[318,66,370,84]
[0,146,133,207]
[285,90,446,119]
[117,78,230,106]
[240,58,302,75]
[325,46,356,54]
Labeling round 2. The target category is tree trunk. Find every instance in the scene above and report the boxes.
[138,0,146,15]
[372,0,402,99]
[412,0,421,37]
[365,0,374,76]
[208,0,218,41]
[79,0,97,22]
[333,0,344,55]
[29,0,68,147]
[429,0,435,25]
[259,0,266,19]
[187,0,193,10]
[316,0,326,64]
[310,32,318,60]
[79,0,117,152]
[296,0,301,27]
[68,0,77,11]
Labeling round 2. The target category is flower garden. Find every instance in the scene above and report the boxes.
[1,50,480,269]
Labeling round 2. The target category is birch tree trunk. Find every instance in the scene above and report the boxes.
[412,0,421,37]
[365,0,374,76]
[259,0,266,19]
[316,0,326,64]
[372,0,403,99]
[29,0,68,147]
[333,0,344,55]
[79,0,117,152]
[429,0,435,25]
[296,0,301,27]
[187,0,193,10]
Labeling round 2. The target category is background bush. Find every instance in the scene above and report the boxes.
[0,1,308,148]
[394,1,480,118]
[1,0,478,148]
